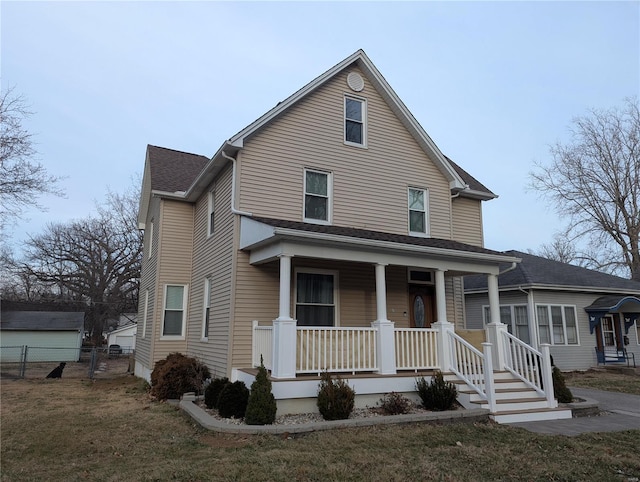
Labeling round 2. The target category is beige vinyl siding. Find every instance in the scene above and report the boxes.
[238,67,453,239]
[135,197,161,368]
[188,164,235,377]
[152,199,194,362]
[452,197,484,246]
[446,276,466,329]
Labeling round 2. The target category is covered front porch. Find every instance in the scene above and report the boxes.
[238,217,566,422]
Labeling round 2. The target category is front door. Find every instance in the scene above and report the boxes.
[409,285,436,328]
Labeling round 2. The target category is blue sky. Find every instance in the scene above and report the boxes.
[2,1,638,255]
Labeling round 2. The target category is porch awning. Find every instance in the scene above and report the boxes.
[239,215,520,276]
[585,295,640,334]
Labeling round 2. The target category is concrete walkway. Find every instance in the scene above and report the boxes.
[510,387,640,436]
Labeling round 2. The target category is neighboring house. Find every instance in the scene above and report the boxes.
[135,50,570,422]
[464,251,640,371]
[0,311,85,362]
[107,323,137,353]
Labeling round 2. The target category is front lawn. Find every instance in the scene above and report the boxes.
[1,374,639,481]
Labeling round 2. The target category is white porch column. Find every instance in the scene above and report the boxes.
[371,263,396,375]
[432,269,454,371]
[272,254,297,379]
[485,273,507,371]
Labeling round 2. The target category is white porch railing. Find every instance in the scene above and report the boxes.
[297,327,378,374]
[502,331,555,405]
[395,328,439,371]
[252,321,273,370]
[448,331,495,411]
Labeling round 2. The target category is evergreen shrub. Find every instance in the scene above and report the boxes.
[204,377,230,409]
[150,353,210,401]
[217,381,250,419]
[552,367,573,403]
[245,360,277,425]
[317,371,355,421]
[416,371,457,411]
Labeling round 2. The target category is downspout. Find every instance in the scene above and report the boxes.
[221,150,252,216]
[499,262,517,275]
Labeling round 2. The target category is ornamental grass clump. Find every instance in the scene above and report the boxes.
[150,353,210,401]
[217,381,250,419]
[204,377,230,409]
[416,370,458,411]
[379,391,412,415]
[317,371,355,421]
[244,359,277,425]
[552,367,573,403]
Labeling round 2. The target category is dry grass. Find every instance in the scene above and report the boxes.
[1,372,640,481]
[565,368,640,395]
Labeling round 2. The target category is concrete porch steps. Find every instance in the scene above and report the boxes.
[451,371,573,424]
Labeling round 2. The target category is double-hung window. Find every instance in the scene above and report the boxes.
[202,278,211,340]
[304,169,331,223]
[536,305,578,345]
[147,221,154,259]
[295,270,337,327]
[162,285,187,337]
[344,96,366,146]
[142,289,149,338]
[208,190,215,236]
[408,188,428,236]
[483,304,530,344]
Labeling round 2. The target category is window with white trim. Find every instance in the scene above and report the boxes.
[208,190,215,236]
[304,169,331,223]
[483,304,530,344]
[636,321,640,345]
[142,289,149,338]
[162,284,187,337]
[408,187,429,236]
[344,96,366,146]
[536,305,578,345]
[147,221,154,259]
[295,269,338,326]
[202,278,210,340]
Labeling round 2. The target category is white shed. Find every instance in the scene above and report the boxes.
[107,323,137,352]
[0,311,85,362]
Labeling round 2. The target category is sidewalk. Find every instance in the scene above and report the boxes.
[510,387,640,436]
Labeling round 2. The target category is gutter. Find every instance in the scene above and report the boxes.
[221,150,253,216]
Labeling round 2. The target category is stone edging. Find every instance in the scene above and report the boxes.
[179,397,491,435]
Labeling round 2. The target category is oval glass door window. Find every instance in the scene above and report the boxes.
[414,296,425,328]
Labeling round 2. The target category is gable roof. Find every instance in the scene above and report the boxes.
[1,311,85,331]
[464,250,640,294]
[138,50,498,223]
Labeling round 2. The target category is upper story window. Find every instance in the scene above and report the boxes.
[408,187,429,236]
[344,96,366,147]
[208,190,215,236]
[202,278,210,340]
[162,284,187,338]
[147,221,154,259]
[304,169,331,224]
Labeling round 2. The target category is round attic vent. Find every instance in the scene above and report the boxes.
[347,72,364,92]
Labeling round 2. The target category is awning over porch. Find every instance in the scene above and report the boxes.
[239,215,519,275]
[585,295,640,334]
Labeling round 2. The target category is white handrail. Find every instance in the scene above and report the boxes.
[252,321,273,369]
[447,331,490,402]
[502,330,544,395]
[394,328,439,371]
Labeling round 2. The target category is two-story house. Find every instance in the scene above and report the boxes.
[135,50,570,423]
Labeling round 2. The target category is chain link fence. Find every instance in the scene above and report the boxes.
[0,345,134,380]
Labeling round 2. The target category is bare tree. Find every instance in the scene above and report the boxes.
[0,86,63,226]
[530,98,640,280]
[20,184,142,343]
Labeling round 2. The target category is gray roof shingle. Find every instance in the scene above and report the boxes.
[1,312,85,331]
[147,145,209,193]
[464,250,640,292]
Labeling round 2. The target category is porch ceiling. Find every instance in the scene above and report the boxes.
[239,216,519,275]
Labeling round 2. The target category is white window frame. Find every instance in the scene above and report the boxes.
[636,321,640,346]
[408,187,429,237]
[142,289,149,338]
[535,304,579,346]
[147,221,154,259]
[482,304,530,344]
[344,95,367,148]
[202,278,211,341]
[208,190,215,237]
[303,168,332,225]
[161,284,188,339]
[294,268,340,327]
